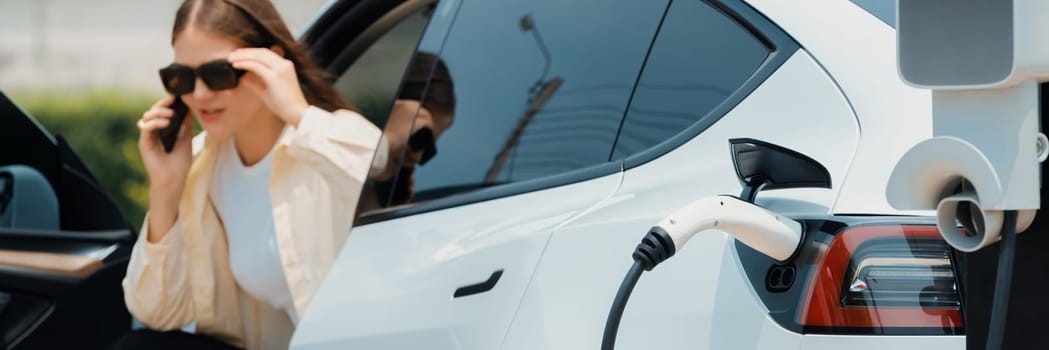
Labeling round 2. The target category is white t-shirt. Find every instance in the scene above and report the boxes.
[209,132,296,323]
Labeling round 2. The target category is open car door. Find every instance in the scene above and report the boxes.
[0,92,134,349]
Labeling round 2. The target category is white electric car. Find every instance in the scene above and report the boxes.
[1,0,1024,349]
[293,0,969,349]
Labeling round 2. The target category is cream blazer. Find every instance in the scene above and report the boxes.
[122,106,384,349]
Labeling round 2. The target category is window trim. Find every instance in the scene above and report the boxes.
[619,0,801,170]
[356,160,622,225]
[354,0,799,226]
[330,0,437,76]
[305,0,412,73]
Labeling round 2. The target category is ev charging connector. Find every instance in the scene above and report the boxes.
[602,139,824,350]
[602,195,803,350]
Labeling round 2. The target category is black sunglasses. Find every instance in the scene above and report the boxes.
[408,127,437,165]
[159,59,247,95]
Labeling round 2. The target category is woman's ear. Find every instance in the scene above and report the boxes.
[270,45,286,58]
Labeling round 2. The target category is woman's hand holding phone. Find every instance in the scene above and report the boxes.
[137,94,194,242]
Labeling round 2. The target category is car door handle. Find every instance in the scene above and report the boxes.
[454,269,504,298]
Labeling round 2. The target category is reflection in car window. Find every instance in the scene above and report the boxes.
[611,0,770,159]
[369,52,452,207]
[394,0,668,205]
[334,8,430,128]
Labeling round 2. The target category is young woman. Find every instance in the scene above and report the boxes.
[116,0,386,348]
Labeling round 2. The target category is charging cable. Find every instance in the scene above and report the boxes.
[600,195,802,350]
[985,210,1017,350]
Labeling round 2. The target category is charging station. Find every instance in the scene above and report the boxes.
[889,0,1049,348]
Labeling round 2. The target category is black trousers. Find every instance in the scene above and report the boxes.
[110,329,242,350]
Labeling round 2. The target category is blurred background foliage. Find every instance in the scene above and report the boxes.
[10,90,155,231]
[1,0,329,233]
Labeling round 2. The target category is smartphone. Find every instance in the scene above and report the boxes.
[157,96,188,153]
[408,127,437,165]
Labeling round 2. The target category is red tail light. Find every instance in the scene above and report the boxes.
[798,225,963,331]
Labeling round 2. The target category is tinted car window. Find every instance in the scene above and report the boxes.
[334,7,431,127]
[386,0,669,205]
[611,0,770,159]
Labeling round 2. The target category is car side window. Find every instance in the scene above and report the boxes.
[378,0,669,207]
[611,0,771,159]
[333,6,431,128]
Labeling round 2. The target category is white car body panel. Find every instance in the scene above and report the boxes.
[745,0,933,215]
[290,173,622,349]
[798,334,964,349]
[503,234,791,349]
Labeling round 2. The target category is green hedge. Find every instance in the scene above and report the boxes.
[10,90,156,232]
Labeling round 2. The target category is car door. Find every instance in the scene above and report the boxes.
[290,0,669,348]
[0,92,135,349]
